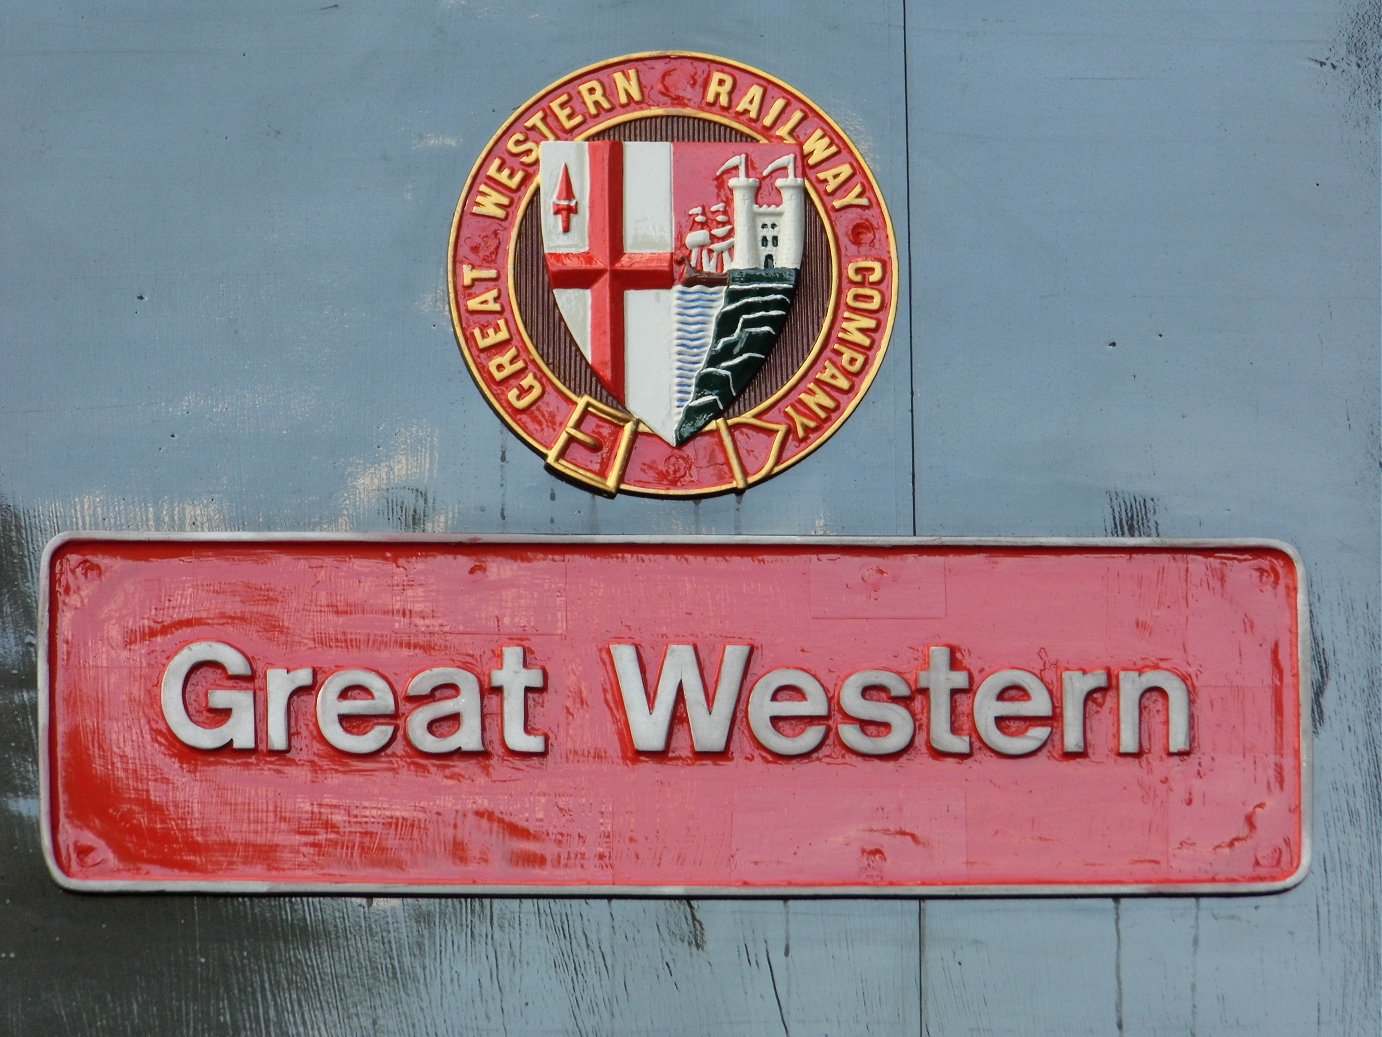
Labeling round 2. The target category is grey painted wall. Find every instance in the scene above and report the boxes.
[2,1,1377,1033]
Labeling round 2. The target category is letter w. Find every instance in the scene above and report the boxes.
[609,644,751,752]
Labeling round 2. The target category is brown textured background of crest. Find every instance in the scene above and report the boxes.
[513,115,831,416]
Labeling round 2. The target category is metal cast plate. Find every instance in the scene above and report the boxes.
[40,534,1308,895]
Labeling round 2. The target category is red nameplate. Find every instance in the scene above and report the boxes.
[40,535,1307,894]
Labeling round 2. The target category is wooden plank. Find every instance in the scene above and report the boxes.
[909,2,1379,1033]
[921,901,1119,1034]
[0,2,919,1035]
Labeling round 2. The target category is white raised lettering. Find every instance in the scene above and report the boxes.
[974,669,1053,756]
[406,667,484,754]
[161,641,256,750]
[610,643,751,752]
[1119,670,1192,754]
[317,669,395,754]
[491,646,547,753]
[1061,670,1109,754]
[748,668,829,756]
[266,667,314,752]
[838,670,914,755]
[917,646,970,755]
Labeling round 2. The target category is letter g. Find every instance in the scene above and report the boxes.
[161,641,255,750]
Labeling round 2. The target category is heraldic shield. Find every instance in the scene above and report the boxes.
[538,140,805,445]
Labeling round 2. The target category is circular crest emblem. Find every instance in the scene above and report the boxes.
[449,52,897,497]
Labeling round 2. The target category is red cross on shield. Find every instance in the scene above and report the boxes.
[542,142,676,400]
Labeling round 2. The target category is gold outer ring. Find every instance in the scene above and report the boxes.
[447,51,900,497]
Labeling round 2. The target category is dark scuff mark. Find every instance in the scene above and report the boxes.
[683,900,706,952]
[0,494,41,864]
[764,939,790,1036]
[1190,899,1201,1035]
[1315,0,1381,173]
[1113,898,1124,1035]
[1310,595,1331,733]
[0,493,38,682]
[1104,490,1161,538]
[379,486,433,532]
[656,900,707,954]
[1342,0,1382,116]
[499,439,508,521]
[918,900,927,1037]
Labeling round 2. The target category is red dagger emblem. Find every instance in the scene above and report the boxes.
[552,163,578,233]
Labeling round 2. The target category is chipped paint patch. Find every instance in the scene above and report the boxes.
[415,133,461,149]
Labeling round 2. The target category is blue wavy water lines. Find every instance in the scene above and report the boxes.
[671,286,724,411]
